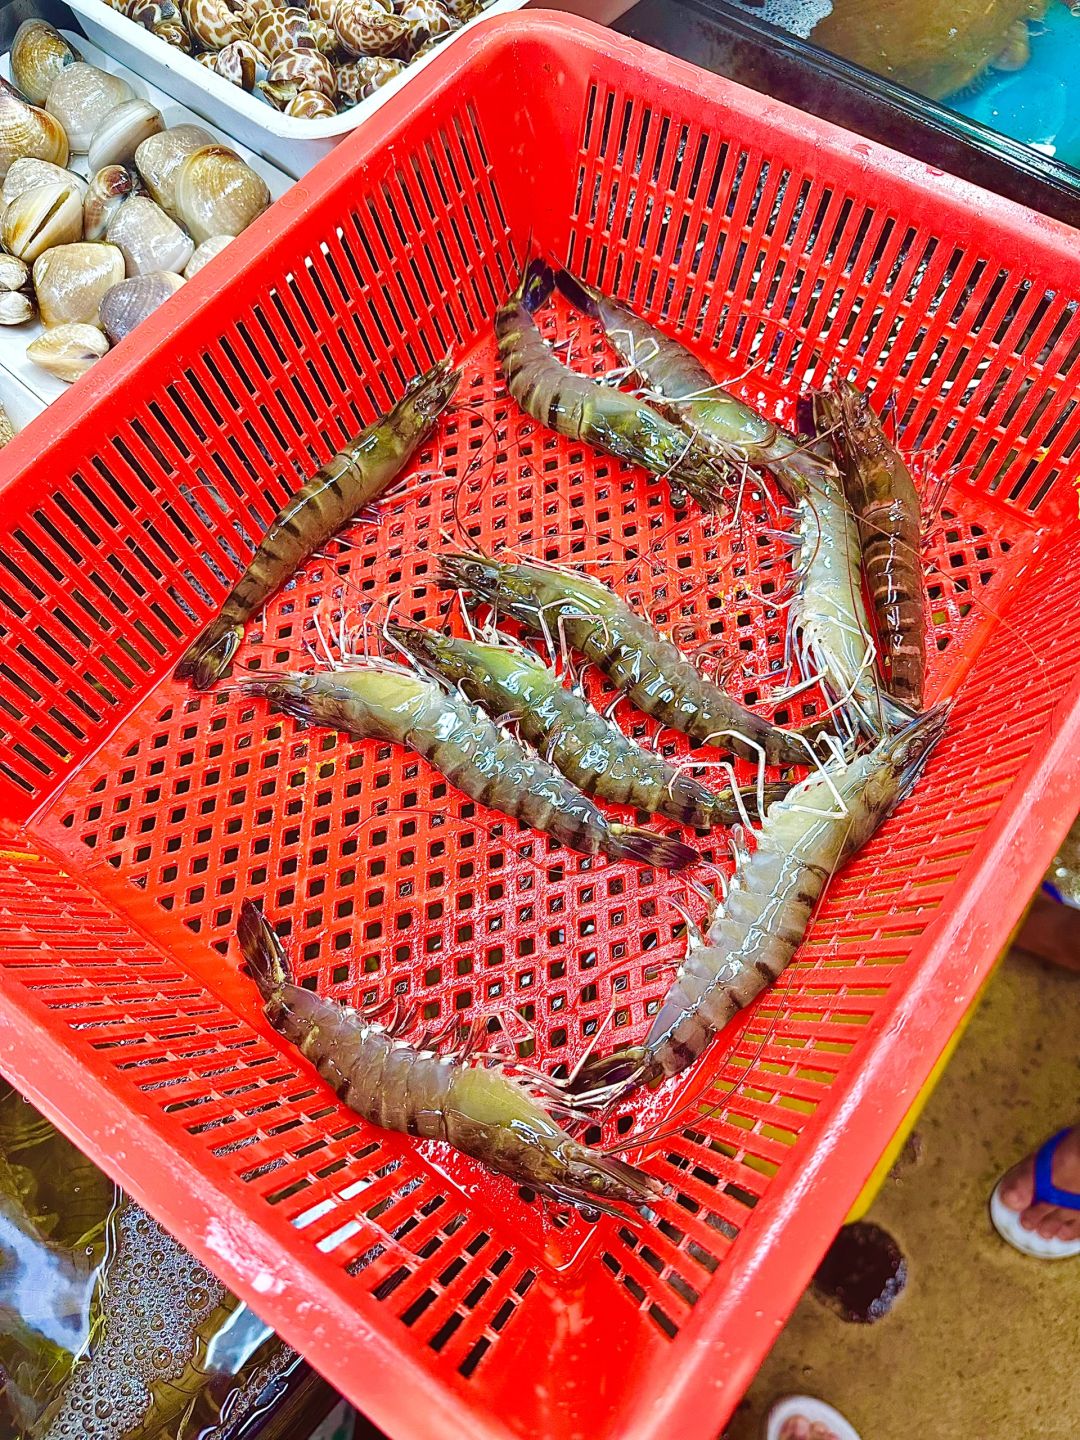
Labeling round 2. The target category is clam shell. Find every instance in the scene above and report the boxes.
[0,290,34,324]
[334,0,413,56]
[100,269,185,343]
[184,233,231,277]
[0,78,70,179]
[0,254,29,290]
[265,47,336,98]
[1,182,83,262]
[88,98,165,173]
[10,20,82,107]
[84,164,141,241]
[336,56,403,106]
[284,88,337,118]
[46,63,134,153]
[134,123,214,216]
[173,144,269,244]
[27,321,109,382]
[183,0,248,48]
[3,157,87,206]
[33,241,126,327]
[106,195,194,275]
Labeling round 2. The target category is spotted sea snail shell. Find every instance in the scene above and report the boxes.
[46,63,134,153]
[182,0,249,49]
[260,48,336,107]
[0,78,70,179]
[173,145,269,244]
[84,164,141,241]
[213,40,269,90]
[334,0,414,58]
[27,322,109,382]
[88,99,165,174]
[107,195,194,275]
[248,7,322,60]
[134,123,214,214]
[285,88,336,118]
[100,270,185,344]
[1,182,83,262]
[336,56,402,106]
[398,0,456,37]
[10,20,82,106]
[33,241,126,327]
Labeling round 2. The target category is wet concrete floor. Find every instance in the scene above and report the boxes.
[724,899,1080,1440]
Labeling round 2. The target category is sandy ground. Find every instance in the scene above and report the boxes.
[723,906,1080,1440]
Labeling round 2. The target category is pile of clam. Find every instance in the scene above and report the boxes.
[103,0,486,117]
[1,20,270,384]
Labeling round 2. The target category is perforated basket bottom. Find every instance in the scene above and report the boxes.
[33,296,1030,1341]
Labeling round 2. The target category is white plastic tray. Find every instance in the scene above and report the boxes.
[0,31,291,408]
[65,0,530,178]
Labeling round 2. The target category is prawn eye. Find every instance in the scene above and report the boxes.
[588,1174,606,1193]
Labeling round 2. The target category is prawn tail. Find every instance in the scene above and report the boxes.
[888,699,951,801]
[553,267,602,320]
[608,824,700,871]
[238,900,291,999]
[175,615,243,690]
[569,1046,652,1101]
[519,256,555,314]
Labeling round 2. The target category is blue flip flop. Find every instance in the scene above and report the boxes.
[990,1128,1080,1259]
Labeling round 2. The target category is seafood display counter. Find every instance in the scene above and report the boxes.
[0,8,1078,1440]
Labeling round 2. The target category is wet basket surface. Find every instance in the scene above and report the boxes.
[2,15,1080,1439]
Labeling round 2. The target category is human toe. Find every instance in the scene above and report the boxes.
[998,1156,1035,1211]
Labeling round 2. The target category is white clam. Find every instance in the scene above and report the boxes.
[106,196,194,276]
[46,63,134,152]
[33,242,126,327]
[100,269,185,344]
[27,321,109,382]
[2,157,86,207]
[134,124,214,216]
[183,233,232,278]
[1,182,83,262]
[88,99,165,174]
[172,144,269,244]
[0,290,34,324]
[0,254,29,290]
[83,165,140,242]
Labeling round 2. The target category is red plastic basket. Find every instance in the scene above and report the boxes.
[1,14,1079,1438]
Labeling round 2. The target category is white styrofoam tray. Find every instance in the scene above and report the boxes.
[0,31,292,408]
[64,0,530,178]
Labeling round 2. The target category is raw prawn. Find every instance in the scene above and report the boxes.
[495,259,729,510]
[555,270,899,737]
[556,268,834,502]
[815,380,928,711]
[239,901,659,1220]
[391,621,791,827]
[242,662,699,869]
[572,703,949,1101]
[175,356,461,690]
[438,552,826,766]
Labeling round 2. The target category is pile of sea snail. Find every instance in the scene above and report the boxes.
[0,19,270,383]
[102,0,488,117]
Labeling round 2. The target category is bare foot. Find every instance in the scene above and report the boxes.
[998,1124,1080,1242]
[778,1420,840,1440]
